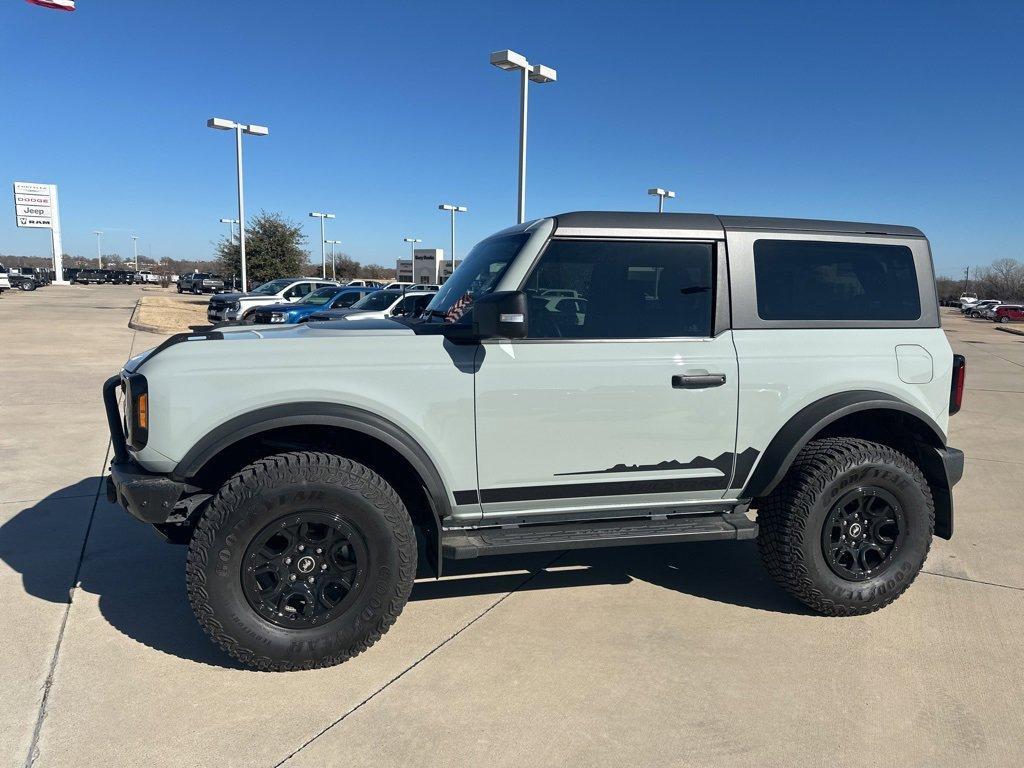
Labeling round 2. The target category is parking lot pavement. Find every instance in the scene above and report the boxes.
[1,290,1022,767]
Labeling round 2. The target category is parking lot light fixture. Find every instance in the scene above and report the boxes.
[403,237,422,260]
[647,187,676,213]
[219,217,239,244]
[207,117,269,291]
[325,239,342,280]
[92,230,103,268]
[490,49,557,224]
[309,212,336,279]
[438,205,467,283]
[131,235,139,272]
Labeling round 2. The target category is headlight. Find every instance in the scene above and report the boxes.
[229,301,241,311]
[270,312,287,323]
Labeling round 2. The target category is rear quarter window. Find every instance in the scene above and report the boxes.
[753,239,921,321]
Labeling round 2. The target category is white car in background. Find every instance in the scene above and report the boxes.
[0,265,11,295]
[135,270,160,284]
[307,288,436,322]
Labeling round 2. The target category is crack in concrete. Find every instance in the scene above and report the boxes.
[23,441,110,768]
[922,569,1024,593]
[23,329,136,767]
[273,550,567,767]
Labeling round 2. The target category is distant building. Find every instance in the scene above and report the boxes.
[396,248,460,284]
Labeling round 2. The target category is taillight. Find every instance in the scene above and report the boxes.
[949,354,966,415]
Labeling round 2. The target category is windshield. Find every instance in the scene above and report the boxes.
[251,279,293,295]
[351,290,402,311]
[424,233,528,322]
[299,286,340,305]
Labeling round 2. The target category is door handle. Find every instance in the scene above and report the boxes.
[672,373,727,389]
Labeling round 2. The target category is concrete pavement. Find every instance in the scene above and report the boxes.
[1,286,1021,767]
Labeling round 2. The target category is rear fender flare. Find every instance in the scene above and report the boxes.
[742,390,946,500]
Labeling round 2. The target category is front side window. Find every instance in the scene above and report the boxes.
[331,291,363,308]
[521,239,714,339]
[352,290,402,311]
[424,234,528,323]
[754,240,920,321]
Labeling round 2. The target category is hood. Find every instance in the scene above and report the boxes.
[126,318,414,373]
[211,291,271,302]
[309,307,361,320]
[252,302,301,314]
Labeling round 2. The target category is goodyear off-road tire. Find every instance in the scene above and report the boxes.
[186,451,416,671]
[757,438,934,616]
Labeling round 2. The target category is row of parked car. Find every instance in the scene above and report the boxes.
[68,268,162,285]
[0,265,56,293]
[206,278,439,325]
[959,295,1024,323]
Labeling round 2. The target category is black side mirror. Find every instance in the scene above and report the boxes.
[472,291,528,339]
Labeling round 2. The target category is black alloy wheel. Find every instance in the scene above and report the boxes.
[821,486,905,582]
[242,512,367,629]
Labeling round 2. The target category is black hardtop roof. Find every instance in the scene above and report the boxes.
[550,211,923,238]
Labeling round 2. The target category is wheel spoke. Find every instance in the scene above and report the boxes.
[822,486,905,582]
[242,511,366,628]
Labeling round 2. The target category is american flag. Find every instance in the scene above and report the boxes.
[26,0,76,10]
[445,292,473,323]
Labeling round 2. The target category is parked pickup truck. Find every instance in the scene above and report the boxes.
[104,211,964,671]
[178,273,225,294]
[74,269,108,285]
[206,277,337,323]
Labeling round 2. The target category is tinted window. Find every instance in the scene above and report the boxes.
[352,290,402,311]
[754,240,920,321]
[521,240,714,339]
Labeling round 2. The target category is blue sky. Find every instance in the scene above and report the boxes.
[1,0,1021,276]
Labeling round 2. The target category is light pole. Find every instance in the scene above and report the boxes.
[490,49,557,224]
[438,204,467,283]
[207,117,269,292]
[93,230,103,268]
[325,239,342,280]
[309,212,336,279]
[131,235,139,271]
[647,187,676,213]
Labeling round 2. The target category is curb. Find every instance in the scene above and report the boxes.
[127,298,181,335]
[995,325,1024,337]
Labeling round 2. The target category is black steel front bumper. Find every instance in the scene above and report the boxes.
[105,461,190,524]
[103,374,188,524]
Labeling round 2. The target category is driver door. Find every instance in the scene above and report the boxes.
[472,238,739,520]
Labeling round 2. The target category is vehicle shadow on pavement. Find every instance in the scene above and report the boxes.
[0,478,246,669]
[1,482,810,670]
[412,540,814,616]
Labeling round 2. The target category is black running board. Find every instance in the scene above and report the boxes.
[441,513,756,560]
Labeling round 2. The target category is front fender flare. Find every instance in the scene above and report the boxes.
[172,402,451,572]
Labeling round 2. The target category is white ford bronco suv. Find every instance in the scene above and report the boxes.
[104,211,965,671]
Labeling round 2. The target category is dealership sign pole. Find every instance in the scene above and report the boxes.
[13,181,67,284]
